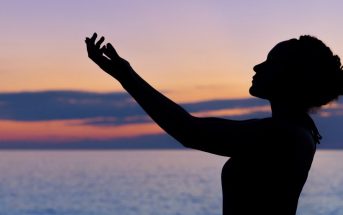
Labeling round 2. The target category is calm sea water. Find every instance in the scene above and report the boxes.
[0,150,341,215]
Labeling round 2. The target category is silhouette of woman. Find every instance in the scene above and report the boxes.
[85,33,343,215]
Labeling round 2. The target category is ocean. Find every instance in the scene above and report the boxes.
[0,150,341,215]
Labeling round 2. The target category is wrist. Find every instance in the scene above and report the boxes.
[117,66,137,88]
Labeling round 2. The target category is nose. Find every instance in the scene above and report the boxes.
[253,62,265,73]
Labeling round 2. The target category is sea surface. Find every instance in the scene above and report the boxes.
[0,150,341,215]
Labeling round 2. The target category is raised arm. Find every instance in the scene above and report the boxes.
[85,33,262,156]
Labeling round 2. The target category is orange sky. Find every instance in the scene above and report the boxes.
[1,1,343,144]
[1,1,343,102]
[0,105,272,143]
[0,119,162,142]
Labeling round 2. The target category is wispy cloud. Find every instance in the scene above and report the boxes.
[0,91,144,121]
[0,91,343,149]
[0,91,270,123]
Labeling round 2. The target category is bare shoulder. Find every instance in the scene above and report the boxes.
[271,118,316,153]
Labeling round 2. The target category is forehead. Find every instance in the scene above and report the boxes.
[267,39,298,60]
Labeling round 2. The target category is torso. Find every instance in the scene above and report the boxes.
[221,117,316,215]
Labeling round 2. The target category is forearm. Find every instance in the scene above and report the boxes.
[85,34,195,143]
[115,66,194,140]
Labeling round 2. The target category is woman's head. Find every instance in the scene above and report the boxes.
[250,35,343,111]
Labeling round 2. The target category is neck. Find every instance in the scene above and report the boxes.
[270,100,321,144]
[270,100,308,120]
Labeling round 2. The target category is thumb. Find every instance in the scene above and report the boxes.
[104,43,121,60]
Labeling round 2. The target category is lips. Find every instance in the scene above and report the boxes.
[252,75,259,83]
[252,77,259,85]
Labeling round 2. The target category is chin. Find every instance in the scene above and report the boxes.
[249,85,258,97]
[249,85,269,99]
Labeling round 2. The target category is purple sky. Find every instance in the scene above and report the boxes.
[1,1,343,146]
[1,0,343,101]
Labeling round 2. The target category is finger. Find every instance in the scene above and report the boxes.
[104,43,120,60]
[89,32,97,44]
[85,37,94,51]
[95,36,105,48]
[86,39,104,59]
[100,45,107,55]
[85,37,91,45]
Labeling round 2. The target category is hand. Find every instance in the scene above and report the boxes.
[85,33,131,80]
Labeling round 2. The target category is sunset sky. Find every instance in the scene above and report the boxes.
[1,0,343,146]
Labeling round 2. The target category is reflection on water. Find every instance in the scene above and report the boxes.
[298,150,343,215]
[0,150,341,215]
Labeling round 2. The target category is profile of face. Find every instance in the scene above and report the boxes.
[249,39,297,100]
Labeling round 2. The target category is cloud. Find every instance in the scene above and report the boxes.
[0,91,145,122]
[1,90,342,123]
[0,134,182,150]
[0,91,271,124]
[1,90,343,149]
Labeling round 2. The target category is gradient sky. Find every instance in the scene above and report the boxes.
[1,1,343,145]
[1,0,343,101]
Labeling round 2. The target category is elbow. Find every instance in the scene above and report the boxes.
[167,129,195,149]
[173,127,199,149]
[178,138,195,149]
[162,115,199,149]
